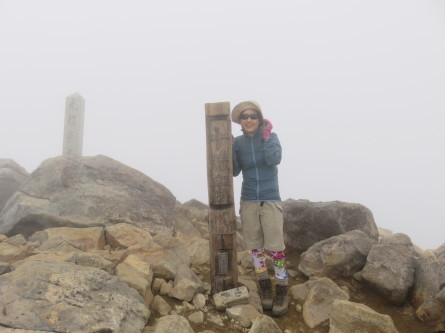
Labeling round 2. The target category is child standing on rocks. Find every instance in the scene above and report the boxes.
[231,100,289,316]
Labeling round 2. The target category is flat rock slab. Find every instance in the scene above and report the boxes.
[330,300,399,333]
[213,286,249,310]
[0,260,149,332]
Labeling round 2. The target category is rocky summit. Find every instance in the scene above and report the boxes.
[0,156,444,333]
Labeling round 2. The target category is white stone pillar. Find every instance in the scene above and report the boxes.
[62,92,85,157]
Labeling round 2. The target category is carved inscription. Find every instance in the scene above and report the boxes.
[208,131,232,205]
[209,126,231,142]
[209,150,232,204]
[205,102,235,206]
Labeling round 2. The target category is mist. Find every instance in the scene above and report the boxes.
[1,0,444,249]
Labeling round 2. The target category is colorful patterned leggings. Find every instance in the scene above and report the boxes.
[251,248,288,280]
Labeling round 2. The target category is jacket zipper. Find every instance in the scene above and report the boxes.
[250,136,260,200]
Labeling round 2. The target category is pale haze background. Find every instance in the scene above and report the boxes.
[1,1,444,250]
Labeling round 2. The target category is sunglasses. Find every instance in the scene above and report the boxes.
[240,113,259,120]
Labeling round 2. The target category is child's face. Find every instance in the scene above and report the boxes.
[240,110,260,135]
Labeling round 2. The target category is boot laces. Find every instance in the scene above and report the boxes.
[259,279,272,299]
[275,284,288,305]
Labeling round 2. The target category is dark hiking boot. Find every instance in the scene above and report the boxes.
[272,284,289,316]
[258,278,273,310]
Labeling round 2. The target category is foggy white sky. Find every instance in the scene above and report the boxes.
[1,1,444,250]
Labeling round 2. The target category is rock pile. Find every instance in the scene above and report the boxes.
[0,156,444,333]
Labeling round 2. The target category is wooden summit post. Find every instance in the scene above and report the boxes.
[205,102,238,293]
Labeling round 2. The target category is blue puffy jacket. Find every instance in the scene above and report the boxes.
[232,126,282,201]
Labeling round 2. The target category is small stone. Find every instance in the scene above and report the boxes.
[174,305,185,313]
[287,269,299,278]
[160,280,174,295]
[193,293,207,309]
[183,300,196,310]
[152,277,166,292]
[202,282,211,294]
[207,313,224,326]
[152,295,171,316]
[188,311,205,324]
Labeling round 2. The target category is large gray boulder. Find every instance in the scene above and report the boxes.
[0,159,29,212]
[283,199,379,252]
[0,260,149,332]
[0,155,176,237]
[298,230,376,278]
[355,233,415,305]
[411,243,445,309]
